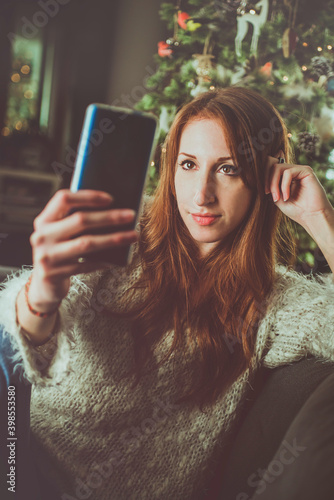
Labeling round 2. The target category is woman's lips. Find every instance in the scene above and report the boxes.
[191,214,220,226]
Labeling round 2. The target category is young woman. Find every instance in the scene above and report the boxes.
[0,87,334,500]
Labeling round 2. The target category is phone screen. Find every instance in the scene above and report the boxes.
[70,104,158,265]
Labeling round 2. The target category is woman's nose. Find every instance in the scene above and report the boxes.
[193,175,216,206]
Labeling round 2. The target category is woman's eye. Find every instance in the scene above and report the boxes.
[179,160,239,175]
[219,164,239,176]
[180,160,195,170]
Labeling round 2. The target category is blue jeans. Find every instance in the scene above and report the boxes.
[0,325,60,500]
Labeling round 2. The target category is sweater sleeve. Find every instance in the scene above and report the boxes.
[261,268,334,368]
[304,272,334,361]
[0,267,105,387]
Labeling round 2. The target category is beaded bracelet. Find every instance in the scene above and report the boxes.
[25,275,61,318]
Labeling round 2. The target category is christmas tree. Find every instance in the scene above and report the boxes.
[135,0,334,273]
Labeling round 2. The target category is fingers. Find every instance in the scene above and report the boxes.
[30,189,140,280]
[265,160,313,203]
[267,161,285,202]
[33,230,138,268]
[280,169,293,202]
[264,156,276,195]
[34,260,112,281]
[34,189,113,229]
[31,208,136,245]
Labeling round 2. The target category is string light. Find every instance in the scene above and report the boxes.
[287,133,292,138]
[302,42,308,47]
[249,9,256,14]
[327,45,333,50]
[1,127,10,136]
[11,73,20,83]
[151,161,155,167]
[283,75,289,81]
[24,90,33,99]
[302,65,308,71]
[209,85,215,90]
[20,65,30,75]
[269,81,275,85]
[15,121,22,131]
[317,46,323,51]
[162,147,167,153]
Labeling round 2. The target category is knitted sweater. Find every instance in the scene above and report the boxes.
[0,259,334,500]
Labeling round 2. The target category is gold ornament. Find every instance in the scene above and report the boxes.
[192,54,215,84]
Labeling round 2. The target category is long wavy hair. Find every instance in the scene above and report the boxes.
[104,86,297,410]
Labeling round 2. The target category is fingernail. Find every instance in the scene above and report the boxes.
[122,209,136,219]
[101,193,113,200]
[272,193,278,202]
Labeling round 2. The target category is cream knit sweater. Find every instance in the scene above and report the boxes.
[0,259,334,500]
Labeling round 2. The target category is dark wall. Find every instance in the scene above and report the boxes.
[107,0,168,105]
[0,0,167,267]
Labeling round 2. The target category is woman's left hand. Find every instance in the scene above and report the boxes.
[265,155,334,229]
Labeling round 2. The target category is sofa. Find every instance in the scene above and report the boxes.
[205,356,334,500]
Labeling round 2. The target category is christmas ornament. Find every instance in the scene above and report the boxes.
[281,0,299,57]
[310,56,332,78]
[282,28,298,58]
[186,19,202,31]
[235,0,269,58]
[237,1,249,16]
[160,4,182,59]
[191,34,215,97]
[192,54,215,83]
[158,41,173,58]
[166,37,180,51]
[313,105,334,141]
[260,61,272,78]
[327,73,334,96]
[177,11,189,30]
[298,132,320,154]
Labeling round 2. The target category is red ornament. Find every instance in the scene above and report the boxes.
[158,41,173,58]
[177,10,190,30]
[260,61,273,78]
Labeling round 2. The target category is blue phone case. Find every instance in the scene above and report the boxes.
[70,104,158,266]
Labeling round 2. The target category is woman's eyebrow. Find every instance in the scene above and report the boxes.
[178,152,233,161]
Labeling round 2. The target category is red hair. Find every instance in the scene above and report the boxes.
[104,86,296,410]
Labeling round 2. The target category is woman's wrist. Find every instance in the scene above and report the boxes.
[25,274,62,317]
[16,284,60,346]
[18,310,60,347]
[302,207,334,275]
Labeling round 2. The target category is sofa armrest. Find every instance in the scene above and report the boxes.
[250,368,334,500]
[210,357,334,500]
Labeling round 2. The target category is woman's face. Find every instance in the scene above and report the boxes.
[174,118,253,257]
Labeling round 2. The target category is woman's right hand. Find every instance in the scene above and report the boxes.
[28,189,138,312]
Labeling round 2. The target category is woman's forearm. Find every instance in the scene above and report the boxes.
[302,207,334,277]
[16,286,59,346]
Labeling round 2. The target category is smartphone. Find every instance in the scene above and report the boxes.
[70,104,158,266]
